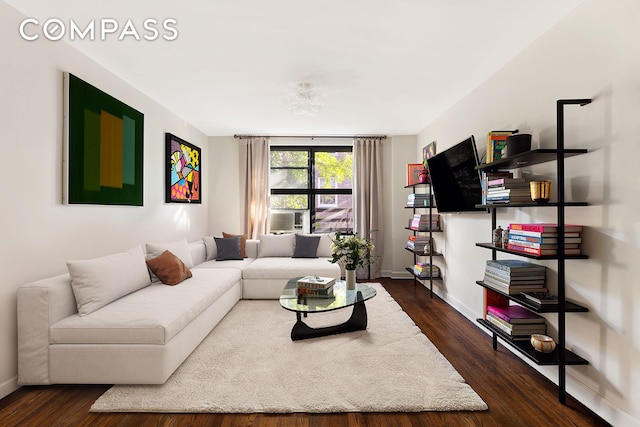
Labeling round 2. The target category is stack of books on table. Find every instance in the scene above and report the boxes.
[507,223,584,256]
[483,259,547,295]
[485,177,531,204]
[406,235,432,254]
[412,262,440,279]
[406,193,432,207]
[409,213,440,231]
[296,276,336,298]
[486,304,546,341]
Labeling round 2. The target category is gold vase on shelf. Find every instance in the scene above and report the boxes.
[530,180,551,203]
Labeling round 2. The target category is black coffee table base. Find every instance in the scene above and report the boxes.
[290,291,368,341]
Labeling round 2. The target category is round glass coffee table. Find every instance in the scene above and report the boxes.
[279,277,377,341]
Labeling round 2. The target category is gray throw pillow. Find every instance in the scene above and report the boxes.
[292,234,321,258]
[214,236,243,261]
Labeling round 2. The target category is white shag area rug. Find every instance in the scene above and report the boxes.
[91,283,487,413]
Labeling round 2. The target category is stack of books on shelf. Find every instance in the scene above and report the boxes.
[520,291,560,305]
[296,276,336,298]
[486,130,517,163]
[412,262,440,279]
[480,171,513,204]
[507,223,584,256]
[485,176,531,204]
[486,304,547,341]
[406,235,432,254]
[406,193,432,207]
[409,213,440,231]
[483,259,547,295]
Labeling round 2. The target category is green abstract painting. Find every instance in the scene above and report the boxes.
[65,72,144,205]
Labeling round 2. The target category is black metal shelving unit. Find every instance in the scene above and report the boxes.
[404,183,442,297]
[474,98,592,404]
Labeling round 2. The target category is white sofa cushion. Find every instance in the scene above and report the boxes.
[195,258,256,270]
[50,268,241,345]
[258,233,295,257]
[66,245,151,316]
[242,257,340,280]
[146,238,194,268]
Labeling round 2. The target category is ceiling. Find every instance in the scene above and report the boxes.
[6,0,584,136]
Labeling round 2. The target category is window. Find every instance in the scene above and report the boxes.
[270,146,353,233]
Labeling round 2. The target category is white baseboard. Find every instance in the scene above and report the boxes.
[382,269,413,280]
[0,375,19,400]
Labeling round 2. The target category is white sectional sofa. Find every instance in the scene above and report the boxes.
[17,233,340,386]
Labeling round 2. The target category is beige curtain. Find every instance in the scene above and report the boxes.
[239,137,270,239]
[353,137,384,279]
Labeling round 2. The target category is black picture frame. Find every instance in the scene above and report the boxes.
[165,133,202,204]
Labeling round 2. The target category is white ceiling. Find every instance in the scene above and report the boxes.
[6,0,584,136]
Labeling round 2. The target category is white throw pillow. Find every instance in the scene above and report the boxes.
[202,236,218,261]
[67,245,151,316]
[146,238,194,268]
[258,234,295,257]
[316,233,336,257]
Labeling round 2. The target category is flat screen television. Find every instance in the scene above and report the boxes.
[426,135,485,213]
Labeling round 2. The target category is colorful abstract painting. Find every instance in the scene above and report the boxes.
[165,133,201,203]
[65,73,144,205]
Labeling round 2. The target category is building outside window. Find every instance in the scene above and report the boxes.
[269,146,353,233]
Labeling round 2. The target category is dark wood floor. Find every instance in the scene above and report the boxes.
[0,278,609,427]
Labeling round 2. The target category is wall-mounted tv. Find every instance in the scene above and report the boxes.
[426,135,486,213]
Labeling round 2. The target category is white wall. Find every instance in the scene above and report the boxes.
[0,3,209,398]
[416,0,640,425]
[381,135,429,279]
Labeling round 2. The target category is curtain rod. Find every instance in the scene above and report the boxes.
[233,134,387,140]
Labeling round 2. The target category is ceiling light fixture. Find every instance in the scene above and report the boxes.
[286,82,326,116]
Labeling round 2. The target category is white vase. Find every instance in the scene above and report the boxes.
[345,269,356,290]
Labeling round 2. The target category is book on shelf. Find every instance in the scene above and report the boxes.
[406,193,432,207]
[480,171,513,204]
[484,271,545,285]
[413,263,440,278]
[486,312,546,332]
[520,291,560,305]
[508,234,582,244]
[486,313,547,335]
[506,239,580,249]
[486,130,517,163]
[486,189,532,204]
[407,236,432,253]
[507,228,581,238]
[509,223,583,233]
[482,275,547,295]
[486,304,546,324]
[485,259,547,274]
[507,243,582,256]
[486,177,527,187]
[296,276,336,290]
[485,314,546,339]
[410,213,440,231]
[484,264,546,280]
